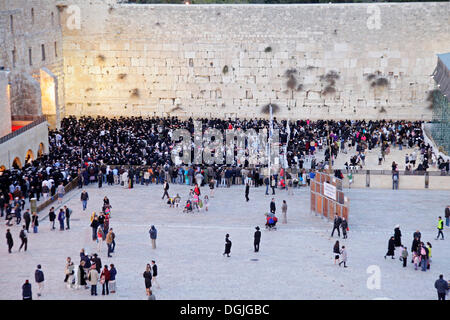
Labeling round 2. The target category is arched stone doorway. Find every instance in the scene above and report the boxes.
[37,142,45,158]
[25,149,34,164]
[40,68,59,129]
[12,157,22,169]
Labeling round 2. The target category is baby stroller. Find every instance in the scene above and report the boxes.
[183,200,193,213]
[265,213,278,230]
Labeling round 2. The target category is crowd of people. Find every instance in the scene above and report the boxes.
[2,116,448,220]
[1,115,449,300]
[384,223,444,273]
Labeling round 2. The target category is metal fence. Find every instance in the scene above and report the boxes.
[431,89,450,155]
[0,115,47,145]
[36,177,80,213]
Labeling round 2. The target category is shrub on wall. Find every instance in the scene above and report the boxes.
[222,65,229,74]
[97,54,106,62]
[261,103,279,115]
[130,88,140,98]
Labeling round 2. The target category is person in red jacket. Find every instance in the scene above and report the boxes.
[101,265,111,295]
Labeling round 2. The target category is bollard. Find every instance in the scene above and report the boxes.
[366,170,370,187]
[30,198,37,213]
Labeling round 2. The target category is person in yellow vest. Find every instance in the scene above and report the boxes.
[90,211,96,223]
[436,216,444,240]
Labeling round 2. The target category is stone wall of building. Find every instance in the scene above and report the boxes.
[0,120,49,170]
[8,72,42,117]
[0,71,12,137]
[61,1,450,120]
[0,0,64,122]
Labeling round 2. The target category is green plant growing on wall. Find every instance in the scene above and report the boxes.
[426,89,440,109]
[264,46,272,53]
[379,106,387,113]
[130,88,140,98]
[284,68,303,100]
[322,86,336,96]
[319,70,340,96]
[371,77,388,87]
[261,103,279,115]
[169,106,183,113]
[366,70,389,88]
[222,65,229,74]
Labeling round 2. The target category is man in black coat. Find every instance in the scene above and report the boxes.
[19,225,27,252]
[91,217,99,241]
[341,217,348,239]
[162,181,170,200]
[331,215,342,238]
[22,280,32,300]
[64,206,71,230]
[394,225,402,247]
[254,226,261,252]
[270,199,276,214]
[264,176,269,195]
[413,230,421,242]
[435,274,449,301]
[80,249,92,268]
[245,183,250,202]
[6,229,13,253]
[385,236,396,259]
[91,254,102,273]
[35,265,44,297]
[23,209,31,233]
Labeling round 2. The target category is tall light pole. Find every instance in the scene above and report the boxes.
[327,120,332,174]
[268,103,273,179]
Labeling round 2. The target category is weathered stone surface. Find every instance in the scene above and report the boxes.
[0,71,12,137]
[56,2,450,120]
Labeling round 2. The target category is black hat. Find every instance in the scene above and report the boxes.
[37,264,41,269]
[255,226,260,230]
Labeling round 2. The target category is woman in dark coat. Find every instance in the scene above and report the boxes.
[143,264,152,295]
[393,225,402,247]
[333,241,341,264]
[78,260,87,288]
[223,234,232,257]
[385,236,396,259]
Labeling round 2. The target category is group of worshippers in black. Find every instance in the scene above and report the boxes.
[1,116,442,214]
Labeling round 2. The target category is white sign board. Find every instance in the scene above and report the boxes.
[323,182,337,201]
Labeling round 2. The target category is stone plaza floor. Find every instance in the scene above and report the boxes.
[0,182,449,300]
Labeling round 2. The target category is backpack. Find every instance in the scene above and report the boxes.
[420,247,426,256]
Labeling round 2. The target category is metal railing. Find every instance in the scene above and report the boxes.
[36,177,80,213]
[340,169,448,176]
[0,115,47,145]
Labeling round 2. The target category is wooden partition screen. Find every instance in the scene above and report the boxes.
[310,171,349,222]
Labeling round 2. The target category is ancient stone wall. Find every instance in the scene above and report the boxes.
[0,0,64,120]
[8,72,42,117]
[61,1,450,120]
[0,71,12,137]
